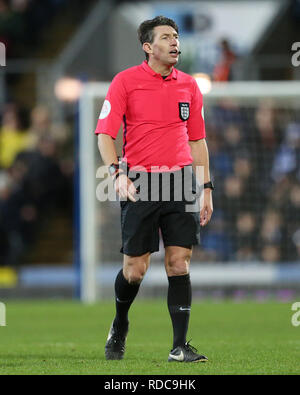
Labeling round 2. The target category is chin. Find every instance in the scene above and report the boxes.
[166,58,178,66]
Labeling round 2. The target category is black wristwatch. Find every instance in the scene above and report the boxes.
[204,181,214,190]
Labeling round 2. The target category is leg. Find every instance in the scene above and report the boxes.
[123,252,151,284]
[107,198,160,360]
[105,252,150,360]
[159,167,207,362]
[165,246,192,349]
[114,252,151,331]
[165,245,191,277]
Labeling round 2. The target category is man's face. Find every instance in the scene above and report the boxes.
[146,25,180,65]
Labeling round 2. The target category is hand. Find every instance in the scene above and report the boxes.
[114,172,137,202]
[200,189,213,226]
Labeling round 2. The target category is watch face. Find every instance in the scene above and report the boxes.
[109,165,117,175]
[109,164,119,175]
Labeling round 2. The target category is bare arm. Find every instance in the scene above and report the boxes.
[189,138,211,184]
[98,134,119,166]
[97,134,136,202]
[189,138,213,226]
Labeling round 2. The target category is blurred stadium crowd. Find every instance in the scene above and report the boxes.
[0,0,77,266]
[0,104,73,266]
[0,0,71,58]
[197,100,300,263]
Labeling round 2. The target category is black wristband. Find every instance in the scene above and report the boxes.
[204,181,214,190]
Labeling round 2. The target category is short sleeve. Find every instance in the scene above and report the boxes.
[187,78,206,141]
[94,73,127,139]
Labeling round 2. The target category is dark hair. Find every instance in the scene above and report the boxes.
[138,16,179,61]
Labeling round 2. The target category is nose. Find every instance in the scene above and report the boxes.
[170,37,178,45]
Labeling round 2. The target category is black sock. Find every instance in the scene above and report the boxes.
[113,269,140,332]
[167,274,192,349]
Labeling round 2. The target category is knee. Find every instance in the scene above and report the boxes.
[126,271,144,285]
[166,253,190,277]
[124,260,148,284]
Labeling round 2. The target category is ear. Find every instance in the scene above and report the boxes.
[142,42,153,57]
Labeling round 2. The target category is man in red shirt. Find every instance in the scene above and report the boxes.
[96,16,213,363]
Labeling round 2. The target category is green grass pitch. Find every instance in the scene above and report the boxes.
[0,300,299,375]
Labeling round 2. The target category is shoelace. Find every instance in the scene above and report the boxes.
[184,340,198,354]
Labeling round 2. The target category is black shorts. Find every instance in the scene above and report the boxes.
[120,166,201,256]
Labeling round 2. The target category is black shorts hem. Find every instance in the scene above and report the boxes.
[163,241,197,249]
[120,247,159,257]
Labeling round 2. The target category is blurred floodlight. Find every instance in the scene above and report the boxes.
[55,77,83,102]
[193,73,212,95]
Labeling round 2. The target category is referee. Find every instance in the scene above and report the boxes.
[96,16,213,363]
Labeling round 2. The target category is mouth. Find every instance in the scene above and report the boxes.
[169,49,179,57]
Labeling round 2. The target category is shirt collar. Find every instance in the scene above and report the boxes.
[141,60,177,80]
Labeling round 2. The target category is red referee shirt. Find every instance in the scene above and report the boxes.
[95,60,206,172]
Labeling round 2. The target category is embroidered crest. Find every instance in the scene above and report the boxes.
[179,102,190,121]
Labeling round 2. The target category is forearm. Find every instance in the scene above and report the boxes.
[98,134,136,201]
[189,138,211,184]
[98,134,119,166]
[189,138,213,226]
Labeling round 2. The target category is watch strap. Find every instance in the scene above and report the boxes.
[204,181,214,190]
